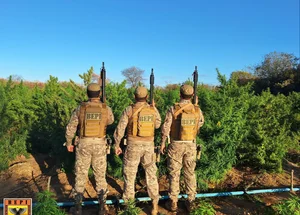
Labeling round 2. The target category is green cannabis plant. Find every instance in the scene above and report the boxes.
[33,190,66,215]
[118,200,141,215]
[190,199,216,215]
[273,195,300,215]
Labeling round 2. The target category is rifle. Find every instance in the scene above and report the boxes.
[100,62,106,103]
[149,68,154,106]
[150,69,160,161]
[193,66,198,104]
[193,66,202,160]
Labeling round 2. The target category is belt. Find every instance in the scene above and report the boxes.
[172,140,195,143]
[127,140,154,145]
[79,137,107,144]
[80,137,106,141]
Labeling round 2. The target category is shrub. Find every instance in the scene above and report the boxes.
[190,199,216,215]
[273,195,300,215]
[238,91,293,171]
[118,200,141,215]
[33,190,66,215]
[0,78,36,170]
[196,70,251,188]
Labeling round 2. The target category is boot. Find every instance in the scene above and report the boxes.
[165,199,177,212]
[185,200,196,213]
[74,193,83,215]
[98,198,109,215]
[151,200,158,215]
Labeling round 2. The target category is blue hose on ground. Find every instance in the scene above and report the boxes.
[0,187,298,208]
[245,188,294,194]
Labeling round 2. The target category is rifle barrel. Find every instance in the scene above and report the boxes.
[101,62,106,103]
[150,68,154,105]
[193,66,198,104]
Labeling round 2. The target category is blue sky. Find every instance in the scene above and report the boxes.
[0,0,299,86]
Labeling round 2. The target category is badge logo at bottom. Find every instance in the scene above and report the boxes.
[3,198,32,215]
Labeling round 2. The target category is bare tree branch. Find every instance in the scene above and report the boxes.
[121,66,145,88]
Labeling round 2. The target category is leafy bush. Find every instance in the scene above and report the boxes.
[286,92,300,151]
[238,91,293,171]
[33,190,66,215]
[107,152,123,179]
[195,70,251,188]
[273,195,300,215]
[118,200,141,215]
[0,78,36,170]
[190,199,216,215]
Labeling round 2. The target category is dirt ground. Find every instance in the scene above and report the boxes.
[0,153,299,215]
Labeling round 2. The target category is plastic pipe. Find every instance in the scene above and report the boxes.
[0,187,298,208]
[245,188,299,194]
[196,191,245,197]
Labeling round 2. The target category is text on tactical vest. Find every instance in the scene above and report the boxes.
[139,115,154,122]
[181,118,196,125]
[86,113,102,120]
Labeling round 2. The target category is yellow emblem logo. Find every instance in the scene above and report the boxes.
[3,198,32,215]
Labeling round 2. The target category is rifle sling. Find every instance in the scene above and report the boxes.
[174,103,194,118]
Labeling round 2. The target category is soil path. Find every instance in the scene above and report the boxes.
[0,153,299,214]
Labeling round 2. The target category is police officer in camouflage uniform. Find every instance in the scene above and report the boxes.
[160,84,204,213]
[114,86,161,215]
[65,83,114,215]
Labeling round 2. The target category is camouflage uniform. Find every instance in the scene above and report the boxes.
[161,85,204,204]
[114,87,161,204]
[65,84,114,201]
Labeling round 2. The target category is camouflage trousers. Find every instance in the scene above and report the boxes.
[167,141,197,202]
[75,138,108,200]
[123,141,159,202]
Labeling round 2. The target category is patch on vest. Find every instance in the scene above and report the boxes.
[181,118,196,125]
[179,111,197,140]
[136,107,156,137]
[139,115,154,122]
[86,113,102,120]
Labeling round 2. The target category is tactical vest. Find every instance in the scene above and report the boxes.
[79,101,108,138]
[127,103,156,138]
[171,103,200,141]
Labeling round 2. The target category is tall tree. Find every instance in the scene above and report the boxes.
[254,52,298,80]
[121,66,145,88]
[253,52,299,93]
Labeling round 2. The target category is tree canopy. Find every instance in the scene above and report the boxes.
[121,66,145,88]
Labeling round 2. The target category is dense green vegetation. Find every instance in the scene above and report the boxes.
[190,199,216,215]
[118,200,141,215]
[0,52,299,191]
[33,191,66,215]
[273,195,300,215]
